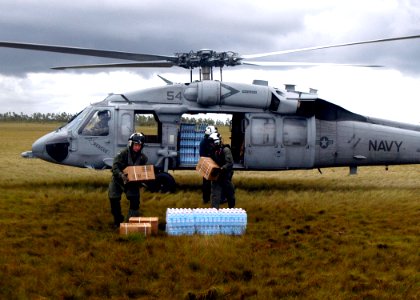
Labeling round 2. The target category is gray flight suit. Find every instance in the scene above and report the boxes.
[210,145,236,209]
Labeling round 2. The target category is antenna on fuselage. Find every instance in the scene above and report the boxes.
[157,75,173,85]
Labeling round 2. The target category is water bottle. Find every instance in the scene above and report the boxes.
[187,209,195,235]
[166,208,171,235]
[171,209,179,236]
[166,208,175,235]
[203,209,209,235]
[193,208,202,234]
[241,209,247,235]
[208,209,215,235]
[219,209,228,235]
[185,208,194,235]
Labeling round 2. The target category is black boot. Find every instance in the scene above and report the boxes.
[113,214,124,229]
[110,197,123,228]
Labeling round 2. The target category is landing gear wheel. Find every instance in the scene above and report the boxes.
[146,172,176,193]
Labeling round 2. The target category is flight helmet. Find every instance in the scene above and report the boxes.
[128,132,145,147]
[209,132,221,145]
[205,125,218,135]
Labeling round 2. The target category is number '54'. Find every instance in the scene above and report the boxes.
[167,91,182,100]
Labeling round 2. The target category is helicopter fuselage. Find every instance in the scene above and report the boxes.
[24,80,420,180]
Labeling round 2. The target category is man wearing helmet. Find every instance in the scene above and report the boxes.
[108,132,148,228]
[82,110,110,136]
[199,125,218,204]
[208,132,236,209]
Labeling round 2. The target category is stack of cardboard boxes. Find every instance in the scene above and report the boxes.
[119,217,159,236]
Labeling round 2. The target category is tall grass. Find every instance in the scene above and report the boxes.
[0,122,419,299]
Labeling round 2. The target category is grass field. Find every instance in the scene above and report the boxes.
[0,122,419,299]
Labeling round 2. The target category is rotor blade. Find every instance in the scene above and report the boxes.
[51,61,176,70]
[0,41,176,62]
[242,61,382,67]
[242,34,420,59]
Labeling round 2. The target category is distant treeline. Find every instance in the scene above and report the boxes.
[0,112,74,122]
[0,112,231,126]
[179,116,230,126]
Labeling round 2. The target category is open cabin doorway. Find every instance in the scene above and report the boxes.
[179,113,245,166]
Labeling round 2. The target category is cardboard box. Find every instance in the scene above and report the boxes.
[196,157,220,181]
[129,217,159,235]
[119,222,152,236]
[123,165,155,182]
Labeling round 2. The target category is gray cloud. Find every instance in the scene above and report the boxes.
[1,0,420,119]
[9,1,420,75]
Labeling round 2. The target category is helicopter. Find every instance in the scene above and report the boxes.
[1,34,420,192]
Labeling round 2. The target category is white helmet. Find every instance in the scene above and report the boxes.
[209,132,221,145]
[128,132,145,147]
[205,125,218,135]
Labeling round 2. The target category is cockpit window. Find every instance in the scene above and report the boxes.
[79,110,111,136]
[58,109,89,131]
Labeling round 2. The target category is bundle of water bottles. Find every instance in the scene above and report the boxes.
[166,208,247,236]
[179,123,207,165]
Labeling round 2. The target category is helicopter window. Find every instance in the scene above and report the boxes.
[283,118,307,146]
[58,108,89,131]
[251,117,275,146]
[134,113,162,143]
[79,110,111,136]
[118,113,133,145]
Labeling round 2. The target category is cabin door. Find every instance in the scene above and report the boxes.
[243,113,285,169]
[282,117,315,168]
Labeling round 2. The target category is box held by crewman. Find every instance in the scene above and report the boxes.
[196,157,220,180]
[123,165,155,182]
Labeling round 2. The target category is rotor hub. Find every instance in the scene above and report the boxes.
[174,50,242,69]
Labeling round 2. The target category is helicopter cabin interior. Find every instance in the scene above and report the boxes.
[131,111,246,168]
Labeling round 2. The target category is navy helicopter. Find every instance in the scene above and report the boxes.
[1,34,420,192]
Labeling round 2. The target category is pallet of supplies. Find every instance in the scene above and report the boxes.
[129,217,159,235]
[119,222,152,236]
[123,165,155,182]
[196,157,220,180]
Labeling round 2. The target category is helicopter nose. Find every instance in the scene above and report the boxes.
[31,131,70,163]
[31,138,45,158]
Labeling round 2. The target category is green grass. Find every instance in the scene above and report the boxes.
[0,122,419,299]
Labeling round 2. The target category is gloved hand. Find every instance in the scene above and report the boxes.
[119,172,129,185]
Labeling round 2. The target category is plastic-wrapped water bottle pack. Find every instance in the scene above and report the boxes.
[166,208,247,236]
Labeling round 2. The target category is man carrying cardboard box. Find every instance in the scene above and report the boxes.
[199,125,218,204]
[108,132,148,228]
[208,132,236,209]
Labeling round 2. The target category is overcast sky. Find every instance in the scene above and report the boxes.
[1,0,420,124]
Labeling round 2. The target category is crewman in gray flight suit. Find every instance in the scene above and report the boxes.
[108,132,148,228]
[199,125,218,204]
[208,132,236,209]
